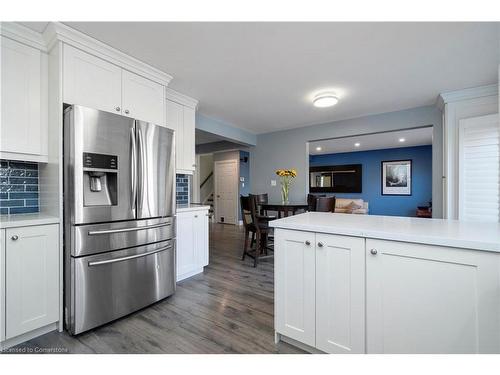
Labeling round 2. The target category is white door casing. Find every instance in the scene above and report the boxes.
[214,160,238,225]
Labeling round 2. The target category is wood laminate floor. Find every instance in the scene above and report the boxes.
[8,223,305,354]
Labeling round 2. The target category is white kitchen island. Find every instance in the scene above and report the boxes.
[270,212,500,354]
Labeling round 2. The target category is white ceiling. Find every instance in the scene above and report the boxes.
[21,22,499,134]
[310,127,433,155]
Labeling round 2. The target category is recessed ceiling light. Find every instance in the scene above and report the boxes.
[354,142,361,147]
[399,138,406,143]
[313,93,339,108]
[315,146,322,151]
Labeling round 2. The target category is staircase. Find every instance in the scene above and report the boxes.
[205,193,215,219]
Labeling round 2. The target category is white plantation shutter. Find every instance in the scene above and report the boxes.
[458,114,499,222]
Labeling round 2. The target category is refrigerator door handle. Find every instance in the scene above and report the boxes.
[137,124,145,212]
[130,127,137,211]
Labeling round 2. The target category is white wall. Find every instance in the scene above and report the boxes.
[251,105,444,218]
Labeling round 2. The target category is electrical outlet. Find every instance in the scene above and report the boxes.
[271,179,277,186]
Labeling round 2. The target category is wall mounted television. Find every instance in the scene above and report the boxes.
[309,164,362,193]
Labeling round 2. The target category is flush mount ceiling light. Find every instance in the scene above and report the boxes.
[354,142,361,147]
[313,93,339,108]
[315,146,322,151]
[399,138,406,143]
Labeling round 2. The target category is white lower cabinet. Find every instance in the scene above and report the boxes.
[176,209,209,282]
[366,239,500,354]
[275,229,365,353]
[3,224,59,340]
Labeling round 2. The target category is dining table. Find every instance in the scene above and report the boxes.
[260,201,309,218]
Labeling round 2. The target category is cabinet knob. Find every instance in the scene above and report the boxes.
[317,242,324,248]
[194,215,198,218]
[370,249,378,255]
[115,106,121,112]
[11,235,19,241]
[305,240,311,246]
[124,109,130,114]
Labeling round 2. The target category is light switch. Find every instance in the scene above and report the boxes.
[271,179,277,186]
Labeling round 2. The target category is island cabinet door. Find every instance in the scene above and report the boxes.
[315,233,365,353]
[275,229,316,347]
[366,239,500,354]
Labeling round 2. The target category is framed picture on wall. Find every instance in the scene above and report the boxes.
[381,160,412,195]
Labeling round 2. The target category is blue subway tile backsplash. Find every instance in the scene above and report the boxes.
[176,174,189,205]
[0,160,40,215]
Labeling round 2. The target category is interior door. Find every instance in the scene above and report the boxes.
[136,121,175,219]
[214,160,238,224]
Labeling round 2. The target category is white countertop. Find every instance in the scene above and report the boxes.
[0,213,61,229]
[270,212,500,252]
[176,204,211,213]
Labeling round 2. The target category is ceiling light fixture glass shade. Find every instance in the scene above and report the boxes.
[313,93,339,108]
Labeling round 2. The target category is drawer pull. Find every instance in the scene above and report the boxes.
[88,222,171,236]
[305,240,311,246]
[88,244,172,267]
[370,249,378,255]
[11,235,19,241]
[317,242,324,248]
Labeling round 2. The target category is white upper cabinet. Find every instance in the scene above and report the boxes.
[63,44,166,125]
[122,70,165,125]
[63,44,122,114]
[166,91,197,174]
[1,36,47,162]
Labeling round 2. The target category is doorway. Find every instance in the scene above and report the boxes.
[214,159,239,224]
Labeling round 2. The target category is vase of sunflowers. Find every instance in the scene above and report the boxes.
[275,169,297,205]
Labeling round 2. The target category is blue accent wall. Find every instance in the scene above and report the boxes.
[0,160,40,215]
[309,145,432,217]
[176,174,189,204]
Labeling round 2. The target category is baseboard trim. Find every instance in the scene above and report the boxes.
[176,267,204,283]
[0,322,58,352]
[276,332,325,354]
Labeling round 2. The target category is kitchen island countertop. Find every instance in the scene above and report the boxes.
[270,212,500,252]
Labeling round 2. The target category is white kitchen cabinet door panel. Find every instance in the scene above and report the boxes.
[1,36,43,156]
[182,106,196,171]
[5,224,59,339]
[176,212,196,278]
[275,229,316,347]
[366,239,500,354]
[122,70,165,125]
[1,229,5,342]
[63,44,122,114]
[315,234,365,354]
[166,100,184,171]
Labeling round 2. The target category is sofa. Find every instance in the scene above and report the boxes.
[334,198,369,214]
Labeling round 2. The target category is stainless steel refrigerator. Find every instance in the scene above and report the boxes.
[63,105,176,335]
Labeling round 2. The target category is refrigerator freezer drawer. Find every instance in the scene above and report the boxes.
[70,217,175,257]
[69,240,176,335]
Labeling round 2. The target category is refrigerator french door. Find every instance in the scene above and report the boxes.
[64,105,176,335]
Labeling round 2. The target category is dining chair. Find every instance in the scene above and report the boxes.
[307,194,326,211]
[250,193,269,215]
[315,196,336,212]
[240,195,274,267]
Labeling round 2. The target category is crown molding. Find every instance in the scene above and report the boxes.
[436,84,498,110]
[0,22,47,52]
[166,88,199,108]
[42,22,173,86]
